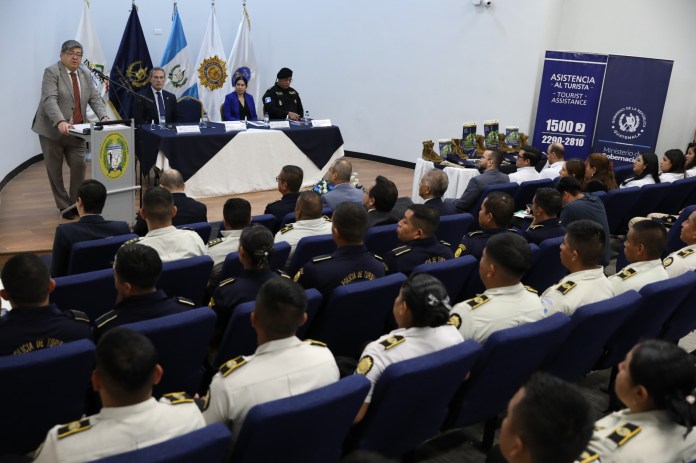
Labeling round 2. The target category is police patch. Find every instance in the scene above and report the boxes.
[198,55,228,91]
[663,257,673,268]
[356,355,374,375]
[264,96,272,104]
[99,132,129,180]
[448,313,462,329]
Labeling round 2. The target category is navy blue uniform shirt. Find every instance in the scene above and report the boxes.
[384,235,454,276]
[456,228,518,260]
[523,218,566,245]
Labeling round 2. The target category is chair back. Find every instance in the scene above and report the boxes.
[176,96,203,123]
[665,205,696,254]
[251,213,278,232]
[621,182,673,231]
[599,187,640,234]
[218,242,292,281]
[159,256,214,306]
[51,268,116,321]
[122,308,216,397]
[435,213,475,250]
[68,234,137,275]
[286,234,337,275]
[521,236,566,292]
[542,291,640,382]
[412,255,478,302]
[93,423,232,463]
[512,178,553,211]
[658,177,696,215]
[467,182,519,217]
[0,339,96,455]
[230,376,370,463]
[364,223,400,257]
[613,164,635,185]
[356,341,482,458]
[176,222,212,244]
[660,280,696,343]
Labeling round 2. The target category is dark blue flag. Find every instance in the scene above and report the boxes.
[109,6,153,120]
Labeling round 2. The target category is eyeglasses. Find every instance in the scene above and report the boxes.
[64,51,84,58]
[275,176,284,182]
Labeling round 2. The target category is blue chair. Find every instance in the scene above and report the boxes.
[251,214,278,232]
[365,223,400,257]
[412,255,478,302]
[613,164,635,186]
[512,178,553,211]
[159,255,214,306]
[660,282,696,343]
[309,273,408,358]
[658,177,696,215]
[599,187,640,235]
[620,182,673,232]
[51,268,116,321]
[467,182,519,219]
[665,205,696,254]
[217,241,292,281]
[542,291,640,382]
[67,233,138,275]
[176,95,203,123]
[521,237,566,292]
[93,423,232,463]
[286,234,336,276]
[279,207,333,228]
[176,222,212,244]
[355,341,482,458]
[435,213,475,250]
[122,308,216,397]
[0,339,96,455]
[443,313,571,449]
[230,375,370,463]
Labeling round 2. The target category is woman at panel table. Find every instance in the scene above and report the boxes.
[222,75,258,121]
[620,152,660,189]
[583,153,618,193]
[684,143,696,178]
[659,148,686,183]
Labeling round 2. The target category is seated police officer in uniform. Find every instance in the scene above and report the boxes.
[275,191,333,265]
[95,244,195,336]
[133,67,180,125]
[34,328,205,463]
[321,159,364,210]
[203,278,339,439]
[50,179,130,277]
[456,191,516,260]
[262,67,304,121]
[449,233,545,344]
[134,186,207,262]
[363,175,399,228]
[0,254,91,356]
[523,187,566,245]
[541,220,614,316]
[384,204,454,276]
[264,165,304,225]
[608,220,668,295]
[418,169,457,216]
[208,198,251,272]
[294,202,387,298]
[663,209,696,278]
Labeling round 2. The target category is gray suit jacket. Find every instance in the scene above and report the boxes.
[451,168,510,212]
[321,183,364,210]
[32,62,107,140]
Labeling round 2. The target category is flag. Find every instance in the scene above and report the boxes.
[161,4,198,99]
[75,0,118,120]
[227,4,262,116]
[194,4,232,121]
[109,5,153,120]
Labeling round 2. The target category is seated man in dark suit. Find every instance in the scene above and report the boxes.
[133,67,179,125]
[363,175,398,228]
[419,169,457,216]
[448,149,510,212]
[264,165,303,224]
[133,169,207,236]
[50,179,131,277]
[0,254,91,356]
[456,191,516,260]
[523,188,566,245]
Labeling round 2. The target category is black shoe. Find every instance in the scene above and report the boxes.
[61,208,79,220]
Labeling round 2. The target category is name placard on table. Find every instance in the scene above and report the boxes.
[175,125,201,134]
[269,121,291,129]
[224,122,247,132]
[311,119,332,127]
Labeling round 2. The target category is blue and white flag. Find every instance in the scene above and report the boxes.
[227,5,262,116]
[161,4,198,99]
[194,5,231,120]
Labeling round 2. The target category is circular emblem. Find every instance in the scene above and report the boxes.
[663,257,673,267]
[198,56,228,91]
[356,355,374,375]
[234,66,251,81]
[611,106,647,140]
[448,313,462,329]
[99,133,129,180]
[168,64,188,89]
[126,61,149,88]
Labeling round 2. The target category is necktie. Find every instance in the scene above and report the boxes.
[70,72,82,124]
[156,91,165,121]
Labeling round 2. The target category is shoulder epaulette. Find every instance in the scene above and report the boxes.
[529,224,543,230]
[68,309,90,323]
[524,285,538,294]
[162,392,194,405]
[57,418,92,439]
[373,254,384,261]
[322,216,332,222]
[577,450,600,463]
[467,230,483,237]
[219,356,247,377]
[556,281,576,295]
[293,268,303,282]
[455,243,467,257]
[174,296,195,307]
[208,237,223,247]
[379,335,405,350]
[95,310,117,328]
[306,339,327,347]
[219,277,237,287]
[677,248,695,258]
[312,255,332,263]
[180,227,195,232]
[448,313,462,329]
[390,245,409,253]
[439,240,451,247]
[467,295,491,309]
[607,422,641,448]
[123,237,141,246]
[616,267,637,280]
[277,270,291,279]
[394,247,412,257]
[280,224,294,234]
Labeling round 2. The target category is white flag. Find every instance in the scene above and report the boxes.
[227,5,262,117]
[161,5,198,99]
[194,5,232,121]
[75,0,118,120]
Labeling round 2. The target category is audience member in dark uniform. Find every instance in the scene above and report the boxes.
[449,149,510,212]
[294,202,386,298]
[209,225,289,347]
[418,169,457,216]
[264,165,303,224]
[321,159,364,210]
[50,179,130,277]
[0,254,91,356]
[456,191,516,260]
[523,188,566,245]
[94,244,194,337]
[384,204,454,276]
[363,175,398,228]
[222,75,258,121]
[133,67,179,125]
[133,169,207,236]
[262,67,304,121]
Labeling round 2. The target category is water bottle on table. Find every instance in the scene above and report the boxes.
[263,113,270,127]
[159,115,166,129]
[200,111,209,129]
[304,110,311,126]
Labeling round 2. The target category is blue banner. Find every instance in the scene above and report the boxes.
[533,51,607,160]
[592,55,673,166]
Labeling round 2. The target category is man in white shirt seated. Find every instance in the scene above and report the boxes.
[275,191,333,265]
[539,142,566,180]
[208,198,251,272]
[509,146,543,184]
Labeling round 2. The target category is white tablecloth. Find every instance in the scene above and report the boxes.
[411,158,480,203]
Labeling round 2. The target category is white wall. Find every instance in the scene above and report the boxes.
[1,0,695,186]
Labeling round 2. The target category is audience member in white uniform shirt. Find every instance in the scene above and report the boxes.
[508,146,542,184]
[354,273,463,422]
[658,148,686,183]
[684,142,696,178]
[207,198,251,273]
[539,142,566,180]
[619,152,660,189]
[275,191,333,266]
[663,209,696,278]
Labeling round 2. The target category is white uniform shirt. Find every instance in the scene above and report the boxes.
[203,336,339,438]
[34,396,205,463]
[509,166,542,184]
[138,225,207,263]
[686,167,696,178]
[620,176,656,188]
[608,259,668,295]
[449,283,546,344]
[663,244,696,278]
[356,325,463,402]
[541,267,615,316]
[659,171,685,183]
[274,217,333,265]
[207,229,243,267]
[539,161,565,180]
[578,409,696,463]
